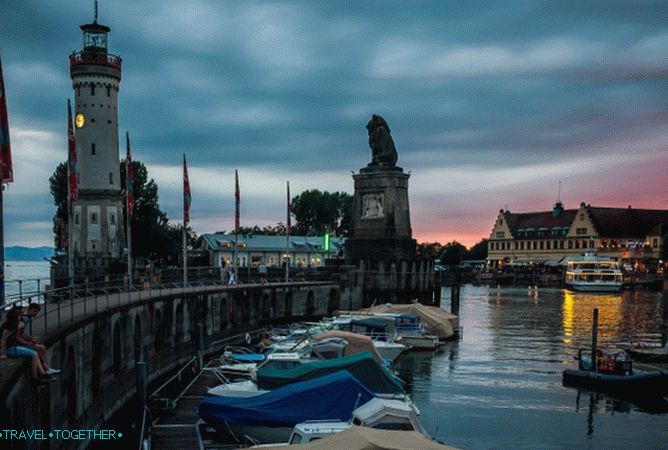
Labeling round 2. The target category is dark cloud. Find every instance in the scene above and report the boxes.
[2,0,667,246]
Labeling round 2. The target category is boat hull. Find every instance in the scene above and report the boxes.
[565,282,622,293]
[625,347,668,364]
[562,369,668,399]
[399,335,440,350]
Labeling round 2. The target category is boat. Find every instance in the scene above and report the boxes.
[311,330,385,363]
[217,347,266,378]
[359,303,459,341]
[564,252,623,292]
[562,349,668,399]
[331,317,407,362]
[370,313,441,350]
[254,426,455,450]
[198,370,376,444]
[625,345,668,363]
[256,352,405,395]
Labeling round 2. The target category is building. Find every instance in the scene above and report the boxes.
[487,202,668,269]
[201,234,346,269]
[69,14,125,271]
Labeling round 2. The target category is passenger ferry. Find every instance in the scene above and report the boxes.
[564,252,623,292]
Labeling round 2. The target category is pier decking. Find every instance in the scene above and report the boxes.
[150,367,219,450]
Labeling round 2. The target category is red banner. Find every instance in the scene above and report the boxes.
[0,55,14,183]
[67,99,77,201]
[183,154,191,224]
[126,132,134,217]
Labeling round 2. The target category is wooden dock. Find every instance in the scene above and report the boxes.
[150,368,220,450]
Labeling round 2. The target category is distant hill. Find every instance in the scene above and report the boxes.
[5,246,54,261]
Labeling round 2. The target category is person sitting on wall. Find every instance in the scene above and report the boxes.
[21,303,60,375]
[0,307,54,380]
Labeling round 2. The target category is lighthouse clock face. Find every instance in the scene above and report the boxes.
[75,113,85,129]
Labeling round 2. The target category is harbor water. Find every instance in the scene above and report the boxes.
[394,285,668,449]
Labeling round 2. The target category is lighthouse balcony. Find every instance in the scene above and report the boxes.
[69,51,122,70]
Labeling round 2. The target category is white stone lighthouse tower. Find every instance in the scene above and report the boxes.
[69,13,124,272]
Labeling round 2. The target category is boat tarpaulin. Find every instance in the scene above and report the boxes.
[257,352,404,394]
[198,370,375,428]
[364,304,458,340]
[313,330,384,363]
[259,426,460,450]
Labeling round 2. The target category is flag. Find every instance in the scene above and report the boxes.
[183,154,191,224]
[287,181,291,235]
[234,169,240,232]
[0,55,13,183]
[67,99,77,201]
[126,132,134,218]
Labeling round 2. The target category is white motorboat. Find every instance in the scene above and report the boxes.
[207,379,268,397]
[564,252,623,292]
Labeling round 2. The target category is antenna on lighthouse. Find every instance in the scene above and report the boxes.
[557,180,562,203]
[94,0,98,22]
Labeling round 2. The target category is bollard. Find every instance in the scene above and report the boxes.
[136,361,147,427]
[591,308,599,373]
[450,284,460,315]
[662,291,668,348]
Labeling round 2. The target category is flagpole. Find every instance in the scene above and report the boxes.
[125,132,132,291]
[66,99,76,290]
[285,181,290,282]
[0,55,13,306]
[182,154,188,287]
[234,169,239,283]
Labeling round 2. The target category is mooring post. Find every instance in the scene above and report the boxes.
[591,308,599,373]
[450,269,460,315]
[662,290,668,348]
[136,361,147,422]
[196,322,204,367]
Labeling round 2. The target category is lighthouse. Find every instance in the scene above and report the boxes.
[68,11,124,274]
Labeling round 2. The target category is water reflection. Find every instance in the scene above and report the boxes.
[400,285,668,449]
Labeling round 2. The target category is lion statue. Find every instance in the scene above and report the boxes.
[366,114,398,166]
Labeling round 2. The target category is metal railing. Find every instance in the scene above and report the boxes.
[0,272,335,341]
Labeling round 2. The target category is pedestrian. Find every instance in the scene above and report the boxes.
[228,269,237,285]
[258,262,267,285]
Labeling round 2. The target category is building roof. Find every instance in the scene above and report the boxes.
[201,233,346,252]
[504,210,577,234]
[501,205,668,240]
[587,207,668,239]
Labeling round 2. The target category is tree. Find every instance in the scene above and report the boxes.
[466,238,488,261]
[49,162,68,248]
[436,241,467,266]
[291,190,353,236]
[49,159,195,264]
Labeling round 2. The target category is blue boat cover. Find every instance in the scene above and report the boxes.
[257,352,404,394]
[230,353,265,362]
[198,370,375,428]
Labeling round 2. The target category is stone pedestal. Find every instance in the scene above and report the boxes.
[345,165,416,264]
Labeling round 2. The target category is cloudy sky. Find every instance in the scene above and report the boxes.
[1,0,668,247]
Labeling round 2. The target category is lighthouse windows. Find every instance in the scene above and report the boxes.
[106,86,111,97]
[109,172,113,184]
[90,85,95,96]
[91,143,96,155]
